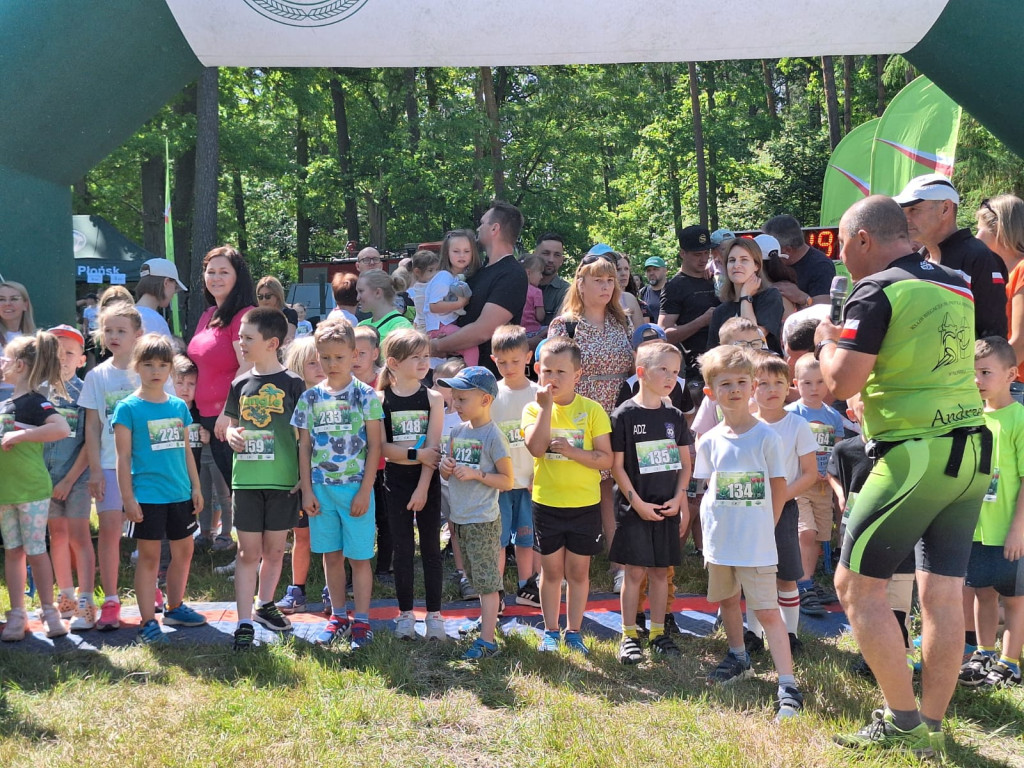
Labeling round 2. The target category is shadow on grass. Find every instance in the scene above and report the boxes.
[0,686,56,743]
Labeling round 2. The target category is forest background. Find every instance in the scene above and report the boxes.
[74,56,1024,329]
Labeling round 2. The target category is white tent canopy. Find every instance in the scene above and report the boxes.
[167,0,950,67]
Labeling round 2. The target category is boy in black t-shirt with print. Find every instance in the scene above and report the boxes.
[610,341,692,663]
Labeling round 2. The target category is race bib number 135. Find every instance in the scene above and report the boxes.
[636,439,681,474]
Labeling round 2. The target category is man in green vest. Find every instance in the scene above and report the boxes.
[815,195,990,760]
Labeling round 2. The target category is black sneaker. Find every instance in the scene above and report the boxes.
[515,577,540,608]
[708,651,752,684]
[958,651,993,687]
[497,589,506,618]
[254,602,293,632]
[789,632,804,655]
[635,612,649,640]
[744,630,765,656]
[851,655,874,678]
[663,612,679,636]
[232,623,256,651]
[799,588,826,617]
[650,633,682,658]
[775,685,804,721]
[619,634,644,664]
[814,582,838,605]
[980,660,1022,689]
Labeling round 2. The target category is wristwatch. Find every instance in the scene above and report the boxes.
[740,295,754,303]
[804,294,814,307]
[407,447,418,461]
[814,338,838,360]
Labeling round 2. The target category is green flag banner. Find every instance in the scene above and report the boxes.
[869,76,961,197]
[820,118,879,227]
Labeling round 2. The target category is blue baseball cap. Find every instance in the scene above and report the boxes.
[586,243,615,256]
[711,228,736,246]
[631,323,667,349]
[436,365,498,398]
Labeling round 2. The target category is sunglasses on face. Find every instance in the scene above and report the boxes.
[257,293,275,301]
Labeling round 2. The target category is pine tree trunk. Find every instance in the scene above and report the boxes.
[296,111,311,263]
[140,152,165,256]
[403,68,420,151]
[688,62,708,229]
[822,56,842,150]
[843,55,854,135]
[189,67,219,331]
[479,67,504,198]
[876,55,887,116]
[705,62,719,230]
[172,82,197,288]
[761,60,777,120]
[231,168,248,255]
[330,71,360,246]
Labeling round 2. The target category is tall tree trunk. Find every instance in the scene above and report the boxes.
[140,152,165,256]
[822,56,842,149]
[365,189,386,250]
[172,82,197,293]
[189,67,219,331]
[471,76,486,220]
[761,60,777,121]
[601,144,615,213]
[296,111,311,263]
[807,59,822,130]
[875,55,887,116]
[688,62,708,229]
[843,55,854,135]
[479,67,504,198]
[330,71,360,246]
[705,62,719,230]
[424,67,438,111]
[231,168,248,255]
[403,67,420,151]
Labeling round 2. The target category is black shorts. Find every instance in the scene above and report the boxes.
[232,488,300,533]
[127,500,197,542]
[966,542,1024,597]
[607,502,681,568]
[775,500,803,582]
[533,501,603,557]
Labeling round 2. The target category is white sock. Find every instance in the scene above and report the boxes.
[59,587,76,599]
[746,611,763,638]
[103,594,120,604]
[779,589,801,635]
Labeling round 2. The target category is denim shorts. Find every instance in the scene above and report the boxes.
[498,488,534,548]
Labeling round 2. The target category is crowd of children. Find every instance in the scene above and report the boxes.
[2,278,1021,737]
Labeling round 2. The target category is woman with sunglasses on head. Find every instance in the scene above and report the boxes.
[256,276,297,347]
[549,247,635,592]
[977,194,1024,402]
[705,238,784,355]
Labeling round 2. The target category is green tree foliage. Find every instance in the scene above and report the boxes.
[73,58,1024,282]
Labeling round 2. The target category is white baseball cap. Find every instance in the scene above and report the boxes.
[140,258,188,291]
[893,174,960,207]
[754,233,782,260]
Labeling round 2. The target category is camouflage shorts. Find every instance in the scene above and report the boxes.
[453,518,503,595]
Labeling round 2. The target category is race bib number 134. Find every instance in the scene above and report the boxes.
[715,471,766,506]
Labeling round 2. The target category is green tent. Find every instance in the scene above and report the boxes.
[73,215,158,285]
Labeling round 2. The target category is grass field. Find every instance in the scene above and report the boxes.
[0,542,1022,767]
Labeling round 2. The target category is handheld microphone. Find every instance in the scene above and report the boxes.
[829,275,849,325]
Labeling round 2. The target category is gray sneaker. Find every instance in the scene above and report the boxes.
[424,614,447,641]
[395,611,417,640]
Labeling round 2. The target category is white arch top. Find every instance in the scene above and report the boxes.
[166,0,950,67]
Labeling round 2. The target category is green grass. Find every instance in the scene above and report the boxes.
[1,539,1023,766]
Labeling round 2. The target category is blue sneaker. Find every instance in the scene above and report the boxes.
[276,585,307,615]
[563,630,589,656]
[321,586,332,616]
[162,603,207,627]
[136,618,168,645]
[538,629,561,652]
[462,637,499,660]
[315,615,351,646]
[350,620,374,649]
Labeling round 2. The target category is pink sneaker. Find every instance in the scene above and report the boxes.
[41,604,68,639]
[96,599,121,632]
[1,608,28,642]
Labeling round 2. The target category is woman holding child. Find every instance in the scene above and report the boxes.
[186,246,257,547]
[549,251,634,590]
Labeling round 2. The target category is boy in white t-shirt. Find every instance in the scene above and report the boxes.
[694,345,803,721]
[489,325,541,607]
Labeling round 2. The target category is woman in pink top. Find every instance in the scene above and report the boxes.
[186,246,256,546]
